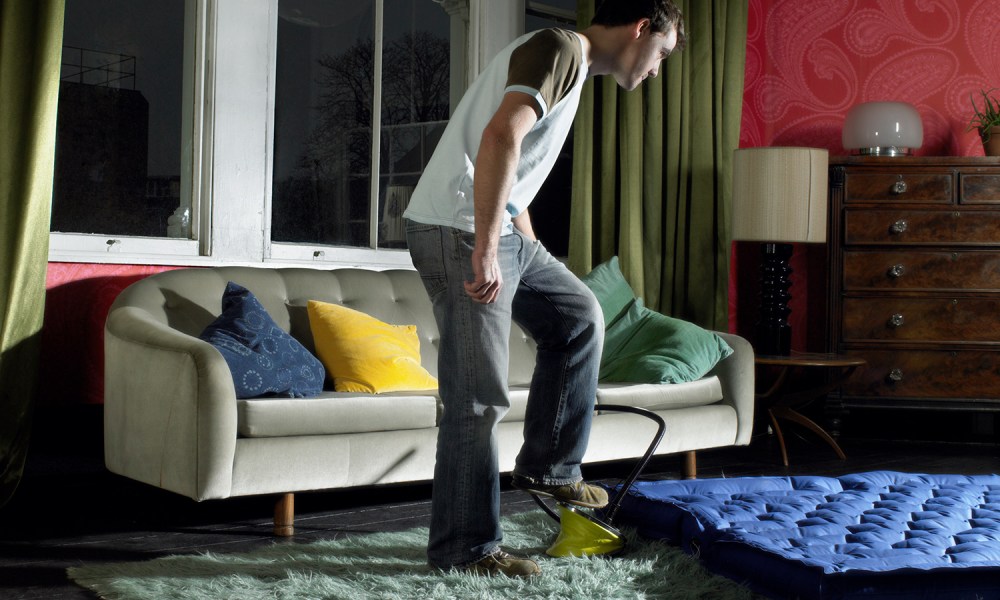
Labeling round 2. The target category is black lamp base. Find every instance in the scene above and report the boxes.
[755,242,793,356]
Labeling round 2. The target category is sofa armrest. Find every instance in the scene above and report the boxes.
[104,306,238,501]
[708,331,755,445]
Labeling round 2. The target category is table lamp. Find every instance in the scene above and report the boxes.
[732,147,829,356]
[842,101,923,156]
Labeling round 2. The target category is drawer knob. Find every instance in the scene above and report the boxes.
[888,313,905,328]
[888,368,904,383]
[888,264,906,278]
[889,219,908,235]
[892,176,907,194]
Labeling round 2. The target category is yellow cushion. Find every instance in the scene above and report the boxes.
[306,300,438,394]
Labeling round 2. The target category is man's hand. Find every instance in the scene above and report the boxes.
[465,247,502,303]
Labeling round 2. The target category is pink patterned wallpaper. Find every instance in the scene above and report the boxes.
[732,0,1000,352]
[40,263,180,405]
[740,0,1000,157]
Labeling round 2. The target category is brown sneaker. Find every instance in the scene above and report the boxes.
[463,549,541,578]
[511,476,609,509]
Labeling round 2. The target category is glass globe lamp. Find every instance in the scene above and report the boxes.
[842,101,923,156]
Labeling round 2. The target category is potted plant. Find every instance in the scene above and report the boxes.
[966,87,1000,156]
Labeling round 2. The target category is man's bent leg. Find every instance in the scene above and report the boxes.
[509,234,604,487]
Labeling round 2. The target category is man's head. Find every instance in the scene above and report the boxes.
[588,0,684,91]
[592,0,686,50]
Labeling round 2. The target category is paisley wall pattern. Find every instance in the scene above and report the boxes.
[732,0,1000,351]
[740,0,1000,156]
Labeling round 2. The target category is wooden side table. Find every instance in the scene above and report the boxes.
[755,353,866,466]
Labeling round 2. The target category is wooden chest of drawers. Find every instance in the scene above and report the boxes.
[827,156,1000,410]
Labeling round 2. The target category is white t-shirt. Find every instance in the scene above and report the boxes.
[402,28,588,234]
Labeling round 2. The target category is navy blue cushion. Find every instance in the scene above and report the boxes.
[199,282,324,398]
[607,472,1000,599]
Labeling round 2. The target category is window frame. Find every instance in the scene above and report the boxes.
[48,0,527,269]
[49,0,211,264]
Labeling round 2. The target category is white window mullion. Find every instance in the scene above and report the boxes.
[369,0,384,250]
[470,0,522,78]
[205,0,272,263]
[192,0,216,257]
[261,0,279,262]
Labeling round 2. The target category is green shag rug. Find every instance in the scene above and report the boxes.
[68,510,760,599]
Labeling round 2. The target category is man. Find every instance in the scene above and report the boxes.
[403,0,685,577]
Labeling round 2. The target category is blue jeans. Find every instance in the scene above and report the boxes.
[406,221,604,569]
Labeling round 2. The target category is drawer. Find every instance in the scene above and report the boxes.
[960,173,1000,204]
[844,172,951,203]
[842,297,1000,343]
[844,209,1000,245]
[842,349,1000,401]
[843,250,1000,291]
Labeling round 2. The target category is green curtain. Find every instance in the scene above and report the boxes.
[0,0,65,507]
[569,0,747,330]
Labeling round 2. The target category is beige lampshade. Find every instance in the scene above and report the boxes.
[731,147,829,243]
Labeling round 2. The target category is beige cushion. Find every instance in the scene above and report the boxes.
[237,392,439,437]
[597,376,723,411]
[500,377,722,424]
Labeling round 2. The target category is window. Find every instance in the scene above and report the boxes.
[49,0,522,267]
[269,0,451,260]
[52,0,198,259]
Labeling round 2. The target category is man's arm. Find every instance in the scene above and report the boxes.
[464,92,540,304]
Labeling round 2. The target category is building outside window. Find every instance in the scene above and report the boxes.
[54,0,189,241]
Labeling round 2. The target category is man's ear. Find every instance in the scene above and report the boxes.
[633,18,651,39]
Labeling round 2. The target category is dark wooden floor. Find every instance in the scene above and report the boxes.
[2,406,998,599]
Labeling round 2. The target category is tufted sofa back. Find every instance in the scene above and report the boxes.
[110,266,539,384]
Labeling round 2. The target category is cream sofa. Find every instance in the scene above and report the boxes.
[104,266,754,534]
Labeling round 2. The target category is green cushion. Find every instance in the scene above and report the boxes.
[599,298,733,384]
[579,256,635,328]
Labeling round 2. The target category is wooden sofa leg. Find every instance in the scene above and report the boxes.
[682,451,697,479]
[274,493,295,536]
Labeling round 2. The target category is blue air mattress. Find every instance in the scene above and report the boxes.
[608,472,1000,599]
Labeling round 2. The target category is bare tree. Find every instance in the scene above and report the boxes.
[306,31,448,172]
[383,31,450,125]
[273,30,449,244]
